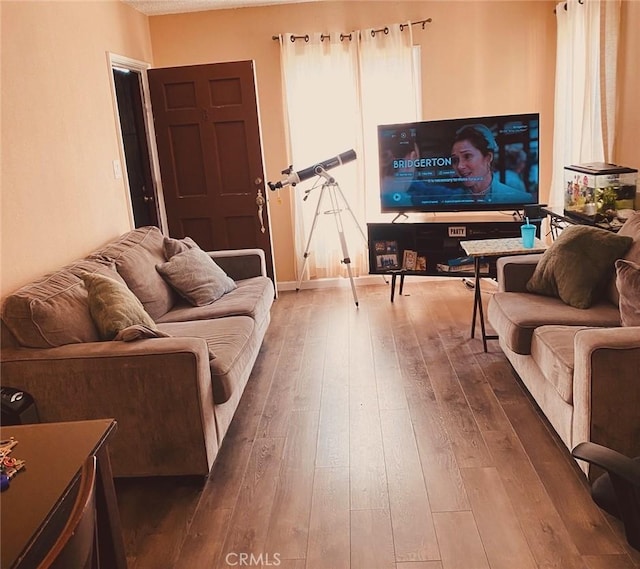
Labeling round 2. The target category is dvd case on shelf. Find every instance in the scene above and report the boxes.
[374,240,399,270]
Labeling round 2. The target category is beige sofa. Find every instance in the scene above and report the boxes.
[488,213,640,479]
[0,226,274,477]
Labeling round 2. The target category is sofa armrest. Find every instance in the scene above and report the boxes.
[208,248,267,281]
[496,253,545,292]
[0,338,217,477]
[572,327,640,479]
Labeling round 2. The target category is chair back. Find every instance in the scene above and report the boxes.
[37,455,99,569]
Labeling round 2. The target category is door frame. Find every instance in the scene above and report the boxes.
[106,52,167,232]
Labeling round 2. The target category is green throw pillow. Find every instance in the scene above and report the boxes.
[526,225,633,309]
[82,272,157,340]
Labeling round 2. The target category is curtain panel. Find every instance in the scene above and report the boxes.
[550,0,621,208]
[279,25,419,283]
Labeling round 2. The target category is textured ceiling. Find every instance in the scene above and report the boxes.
[124,0,316,16]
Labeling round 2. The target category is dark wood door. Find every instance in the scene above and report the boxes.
[148,61,274,279]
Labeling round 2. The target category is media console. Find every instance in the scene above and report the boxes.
[367,217,541,297]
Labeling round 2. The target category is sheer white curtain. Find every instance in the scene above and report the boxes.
[279,24,419,282]
[358,24,420,221]
[280,33,362,281]
[549,0,621,207]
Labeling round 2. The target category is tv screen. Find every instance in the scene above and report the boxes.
[378,113,539,213]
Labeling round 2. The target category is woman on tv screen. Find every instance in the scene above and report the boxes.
[450,124,532,204]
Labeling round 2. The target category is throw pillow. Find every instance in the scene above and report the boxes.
[526,225,633,309]
[163,236,199,259]
[607,210,640,306]
[113,324,171,342]
[82,273,157,340]
[616,259,640,326]
[156,247,237,306]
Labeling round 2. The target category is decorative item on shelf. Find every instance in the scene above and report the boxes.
[436,260,488,274]
[374,240,399,270]
[402,249,418,271]
[416,256,427,272]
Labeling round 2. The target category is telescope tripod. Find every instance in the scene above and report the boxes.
[296,173,368,307]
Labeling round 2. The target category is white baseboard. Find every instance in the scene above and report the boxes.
[275,274,452,292]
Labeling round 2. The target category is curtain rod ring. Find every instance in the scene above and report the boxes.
[340,32,352,41]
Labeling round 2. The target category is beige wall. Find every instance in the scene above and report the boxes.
[1,1,638,294]
[0,1,152,296]
[615,0,640,171]
[149,0,558,282]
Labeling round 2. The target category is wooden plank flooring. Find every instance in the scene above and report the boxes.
[115,279,640,569]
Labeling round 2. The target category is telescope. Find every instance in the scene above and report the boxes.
[268,149,356,191]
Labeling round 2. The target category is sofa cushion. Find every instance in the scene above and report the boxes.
[1,260,123,348]
[616,259,640,327]
[158,316,258,404]
[93,226,177,320]
[607,211,640,306]
[530,325,587,405]
[156,248,237,306]
[157,276,274,326]
[488,291,620,355]
[82,272,157,340]
[526,225,633,309]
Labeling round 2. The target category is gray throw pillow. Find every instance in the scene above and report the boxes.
[526,225,633,309]
[156,248,237,306]
[163,236,199,259]
[82,273,157,340]
[616,259,640,326]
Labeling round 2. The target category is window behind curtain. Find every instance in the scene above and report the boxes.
[280,25,420,282]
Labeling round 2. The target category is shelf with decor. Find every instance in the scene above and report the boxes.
[367,217,541,301]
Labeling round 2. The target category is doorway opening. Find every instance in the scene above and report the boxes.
[108,53,166,230]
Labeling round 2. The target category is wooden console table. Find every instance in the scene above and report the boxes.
[460,237,547,352]
[0,419,127,569]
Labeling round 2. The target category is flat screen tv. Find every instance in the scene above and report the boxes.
[378,113,539,213]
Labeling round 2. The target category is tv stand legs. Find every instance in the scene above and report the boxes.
[389,270,406,302]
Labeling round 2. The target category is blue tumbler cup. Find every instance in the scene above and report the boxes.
[521,223,536,248]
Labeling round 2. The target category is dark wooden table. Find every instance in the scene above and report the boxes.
[0,419,127,569]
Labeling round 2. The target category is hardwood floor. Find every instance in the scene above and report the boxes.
[115,279,640,569]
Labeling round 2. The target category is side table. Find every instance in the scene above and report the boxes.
[0,419,127,569]
[460,237,547,352]
[541,205,624,239]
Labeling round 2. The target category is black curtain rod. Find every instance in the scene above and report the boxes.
[554,0,583,14]
[272,18,432,42]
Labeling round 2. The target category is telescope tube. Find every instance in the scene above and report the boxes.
[268,149,356,190]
